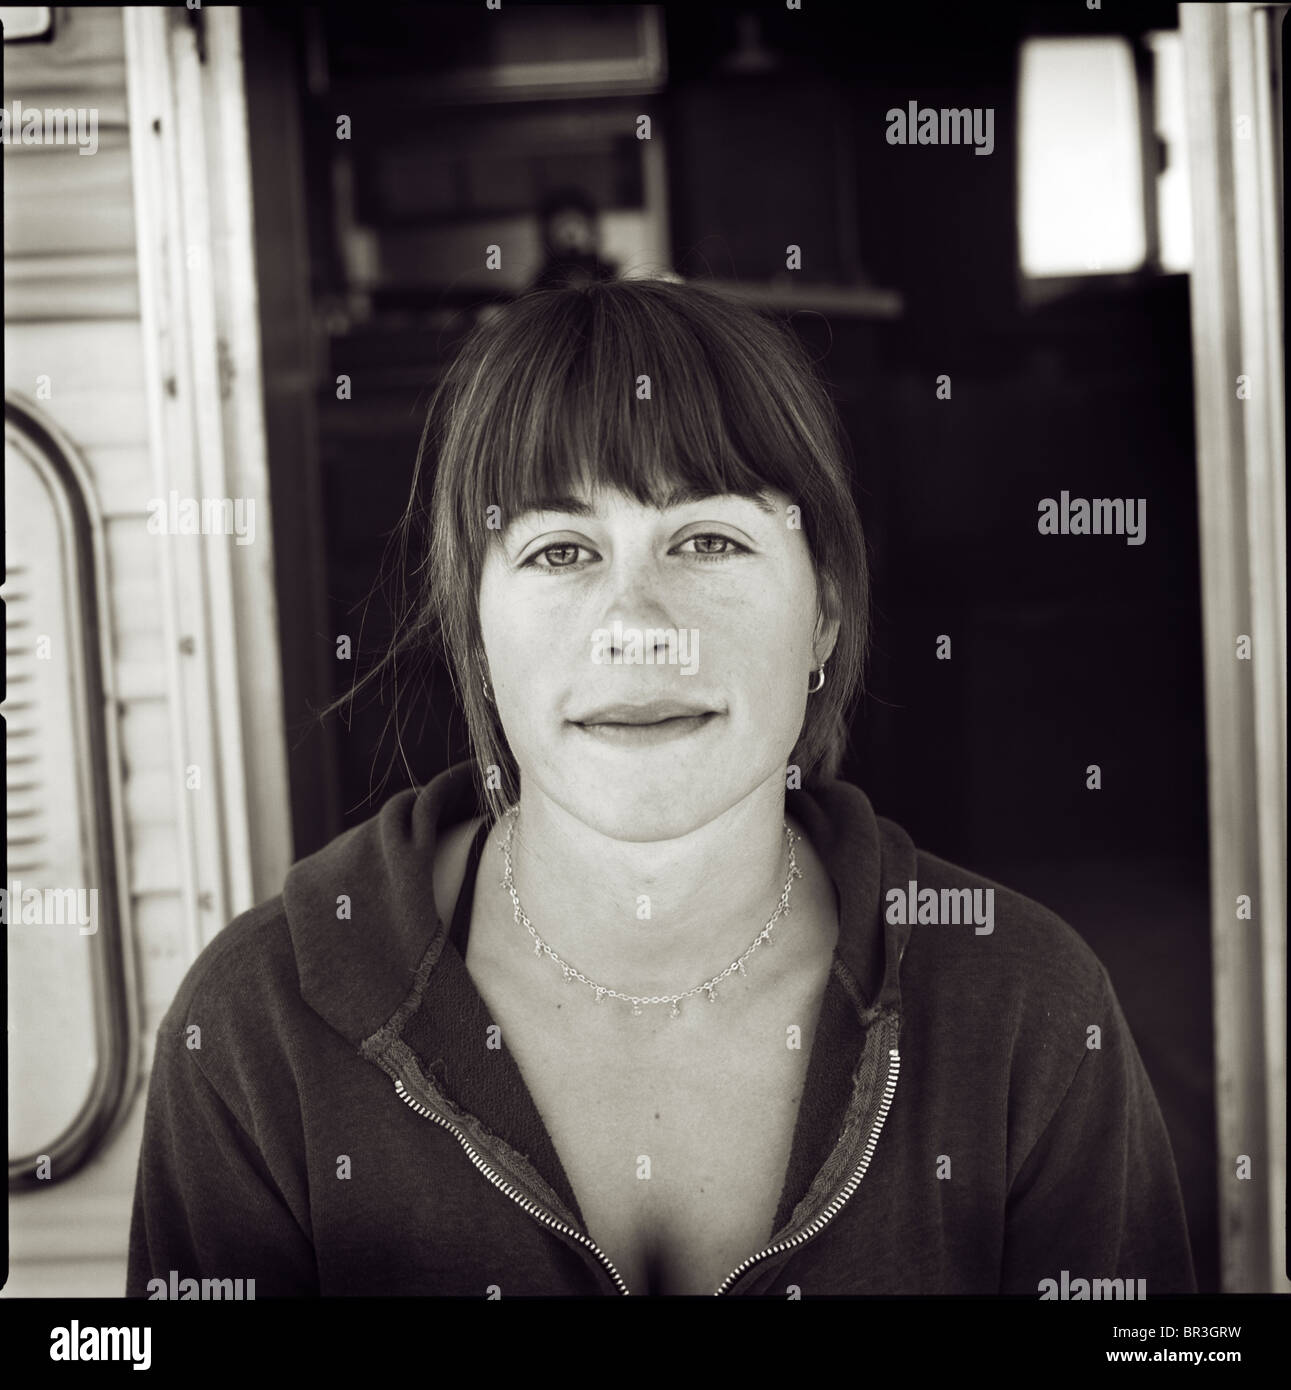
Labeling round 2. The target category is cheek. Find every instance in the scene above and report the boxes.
[477,568,521,673]
[721,566,808,643]
[479,576,572,695]
[740,573,817,688]
[701,597,806,702]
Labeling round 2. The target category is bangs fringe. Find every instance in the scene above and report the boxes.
[430,282,837,561]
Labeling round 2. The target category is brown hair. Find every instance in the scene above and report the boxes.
[329,277,871,818]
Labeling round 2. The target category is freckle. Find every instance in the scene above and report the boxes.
[654,1111,660,1120]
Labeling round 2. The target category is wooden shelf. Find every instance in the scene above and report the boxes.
[696,278,903,319]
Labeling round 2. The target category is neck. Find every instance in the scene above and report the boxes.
[490,779,803,997]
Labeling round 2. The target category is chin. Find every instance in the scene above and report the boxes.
[589,806,718,845]
[563,770,751,844]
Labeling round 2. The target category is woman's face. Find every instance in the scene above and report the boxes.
[477,482,838,840]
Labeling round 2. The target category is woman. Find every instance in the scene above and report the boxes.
[127,279,1195,1297]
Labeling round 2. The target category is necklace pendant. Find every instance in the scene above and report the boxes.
[505,807,801,1017]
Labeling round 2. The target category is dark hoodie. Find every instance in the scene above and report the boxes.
[126,761,1196,1297]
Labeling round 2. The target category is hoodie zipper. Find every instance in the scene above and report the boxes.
[712,1046,901,1294]
[392,1076,632,1295]
[392,1045,901,1297]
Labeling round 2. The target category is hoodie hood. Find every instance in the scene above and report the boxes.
[282,760,918,1049]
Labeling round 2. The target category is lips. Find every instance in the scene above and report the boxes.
[574,700,717,726]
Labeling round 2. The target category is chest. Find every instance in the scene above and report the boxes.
[464,943,829,1294]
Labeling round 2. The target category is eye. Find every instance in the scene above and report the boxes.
[521,542,595,572]
[674,533,750,562]
[519,532,751,573]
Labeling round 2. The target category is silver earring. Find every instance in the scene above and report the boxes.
[807,664,827,694]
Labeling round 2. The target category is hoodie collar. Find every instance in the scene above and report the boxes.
[283,760,916,1049]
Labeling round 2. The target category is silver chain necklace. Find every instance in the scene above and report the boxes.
[498,804,802,1017]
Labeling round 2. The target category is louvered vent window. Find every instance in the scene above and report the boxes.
[5,397,132,1187]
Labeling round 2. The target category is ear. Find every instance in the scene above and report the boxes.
[813,571,842,667]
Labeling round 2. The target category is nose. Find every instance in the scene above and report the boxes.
[589,551,680,662]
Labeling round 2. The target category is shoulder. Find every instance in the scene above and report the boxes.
[156,893,301,1042]
[899,844,1109,1016]
[892,846,1138,1177]
[892,843,1120,1115]
[158,805,491,1048]
[142,893,318,1137]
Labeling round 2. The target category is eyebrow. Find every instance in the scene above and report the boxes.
[512,486,779,521]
